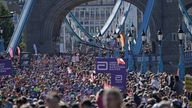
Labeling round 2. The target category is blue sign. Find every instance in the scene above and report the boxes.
[0,59,13,75]
[96,58,127,90]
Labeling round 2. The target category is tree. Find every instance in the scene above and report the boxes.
[0,2,14,49]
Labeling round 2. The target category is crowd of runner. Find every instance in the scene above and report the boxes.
[0,52,191,108]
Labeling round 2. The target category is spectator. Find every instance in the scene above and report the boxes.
[103,88,123,108]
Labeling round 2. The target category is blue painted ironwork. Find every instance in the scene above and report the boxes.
[65,18,107,58]
[128,41,134,72]
[178,44,185,81]
[184,50,192,68]
[113,48,120,58]
[133,0,155,55]
[140,51,147,74]
[124,32,129,59]
[99,0,122,36]
[115,3,131,34]
[158,44,163,73]
[68,12,94,40]
[7,0,35,53]
[178,0,192,36]
[65,18,83,41]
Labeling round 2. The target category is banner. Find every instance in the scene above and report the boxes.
[185,74,192,92]
[96,58,127,90]
[96,58,127,73]
[111,71,127,90]
[0,59,12,75]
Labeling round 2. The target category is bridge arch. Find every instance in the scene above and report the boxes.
[27,0,158,53]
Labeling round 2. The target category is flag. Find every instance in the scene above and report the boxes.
[120,33,125,48]
[9,48,13,58]
[33,44,37,55]
[116,58,125,65]
[17,47,21,56]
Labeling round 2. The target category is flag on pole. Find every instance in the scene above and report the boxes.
[33,44,37,55]
[17,47,21,56]
[116,58,125,65]
[9,48,13,58]
[120,33,125,48]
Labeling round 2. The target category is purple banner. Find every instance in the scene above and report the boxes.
[111,71,127,90]
[0,59,13,75]
[96,58,127,90]
[96,58,127,73]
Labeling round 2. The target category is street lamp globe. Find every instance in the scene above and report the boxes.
[157,29,163,41]
[141,31,147,43]
[117,34,121,43]
[0,29,3,34]
[106,34,111,43]
[178,26,185,41]
[128,32,133,42]
[98,32,102,40]
[131,23,136,32]
[113,31,118,38]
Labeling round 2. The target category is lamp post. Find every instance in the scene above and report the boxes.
[106,34,111,58]
[140,31,147,74]
[0,28,4,52]
[127,32,134,71]
[131,23,136,39]
[178,26,185,81]
[97,32,102,57]
[157,29,163,73]
[114,33,120,58]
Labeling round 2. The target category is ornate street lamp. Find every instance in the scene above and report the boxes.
[116,34,121,43]
[98,32,102,41]
[113,32,120,58]
[178,26,185,80]
[97,32,102,57]
[157,29,163,73]
[127,32,135,72]
[141,31,147,45]
[131,23,136,39]
[178,26,185,44]
[106,34,111,43]
[141,30,147,74]
[131,23,136,33]
[128,32,133,42]
[106,34,111,58]
[113,31,118,38]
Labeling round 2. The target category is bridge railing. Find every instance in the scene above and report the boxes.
[99,0,122,36]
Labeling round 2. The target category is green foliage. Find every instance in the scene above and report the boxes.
[19,39,26,51]
[0,2,14,48]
